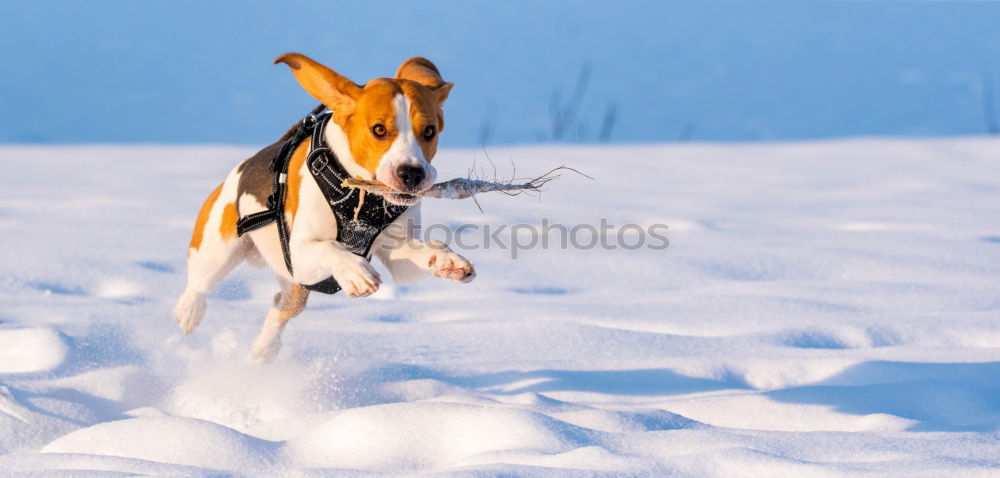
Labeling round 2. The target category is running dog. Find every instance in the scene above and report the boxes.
[174,53,475,363]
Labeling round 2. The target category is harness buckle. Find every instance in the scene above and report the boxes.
[311,154,329,174]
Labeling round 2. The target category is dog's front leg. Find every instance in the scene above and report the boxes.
[292,238,382,297]
[424,239,477,283]
[382,237,476,283]
[373,207,475,285]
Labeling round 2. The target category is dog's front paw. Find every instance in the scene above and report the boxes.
[332,255,382,297]
[428,251,475,283]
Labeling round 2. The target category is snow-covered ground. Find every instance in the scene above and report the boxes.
[0,139,999,476]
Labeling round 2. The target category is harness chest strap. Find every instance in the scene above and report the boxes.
[234,114,316,274]
[235,110,409,295]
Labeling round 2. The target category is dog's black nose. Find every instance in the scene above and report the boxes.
[396,165,425,190]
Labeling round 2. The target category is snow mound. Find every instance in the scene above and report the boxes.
[3,140,1000,475]
[0,385,79,454]
[41,417,280,471]
[0,328,69,374]
[0,452,218,477]
[286,401,591,471]
[166,358,318,431]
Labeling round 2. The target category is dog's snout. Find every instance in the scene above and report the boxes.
[396,165,426,190]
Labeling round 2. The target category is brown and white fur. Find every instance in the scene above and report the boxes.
[174,53,475,363]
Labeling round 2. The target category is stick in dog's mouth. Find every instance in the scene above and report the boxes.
[387,191,419,204]
[342,166,592,205]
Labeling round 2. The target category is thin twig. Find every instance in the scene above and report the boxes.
[340,165,593,203]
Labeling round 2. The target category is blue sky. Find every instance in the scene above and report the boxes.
[3,1,1000,146]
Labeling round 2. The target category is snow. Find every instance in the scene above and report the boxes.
[0,328,69,374]
[42,417,281,470]
[1,138,999,476]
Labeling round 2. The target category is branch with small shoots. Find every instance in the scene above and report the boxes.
[341,166,593,212]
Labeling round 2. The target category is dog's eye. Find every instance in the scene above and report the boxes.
[371,123,387,138]
[422,125,436,141]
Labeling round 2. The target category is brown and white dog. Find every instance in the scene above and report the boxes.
[174,53,475,363]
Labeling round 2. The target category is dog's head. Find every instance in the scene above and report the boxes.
[275,53,452,206]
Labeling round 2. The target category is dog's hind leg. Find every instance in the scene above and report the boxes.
[175,179,248,335]
[251,279,309,364]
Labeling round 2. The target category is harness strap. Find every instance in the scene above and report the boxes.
[234,108,409,295]
[235,110,321,275]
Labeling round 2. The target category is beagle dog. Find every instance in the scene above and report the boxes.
[174,53,475,363]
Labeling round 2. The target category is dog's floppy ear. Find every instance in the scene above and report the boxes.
[395,57,453,106]
[275,53,361,114]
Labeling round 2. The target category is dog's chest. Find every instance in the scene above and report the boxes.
[306,151,409,256]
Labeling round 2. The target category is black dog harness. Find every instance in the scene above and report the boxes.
[236,110,409,294]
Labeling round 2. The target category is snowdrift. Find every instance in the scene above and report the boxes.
[0,139,998,476]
